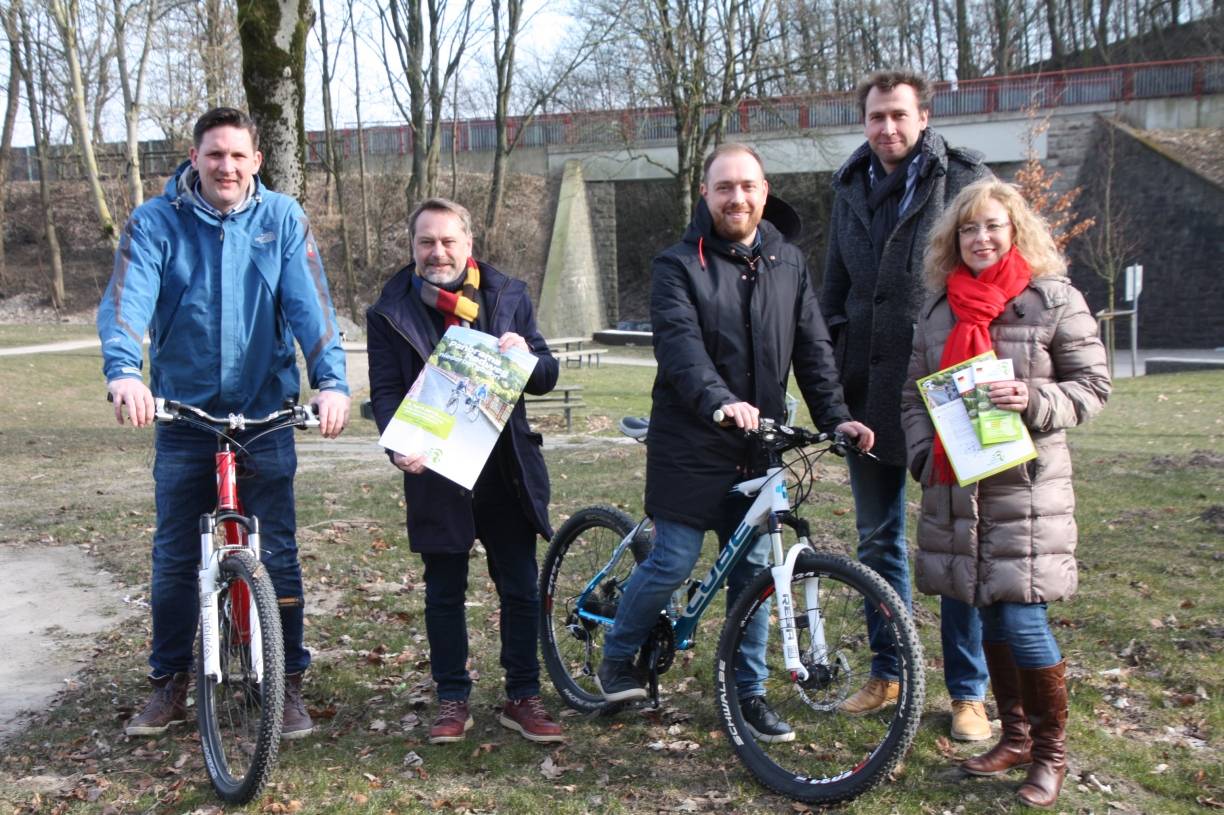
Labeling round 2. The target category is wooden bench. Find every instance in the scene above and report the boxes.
[524,385,585,431]
[550,347,607,368]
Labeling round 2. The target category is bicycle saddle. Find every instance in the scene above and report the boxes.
[618,416,649,442]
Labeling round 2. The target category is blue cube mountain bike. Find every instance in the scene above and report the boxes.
[539,416,924,805]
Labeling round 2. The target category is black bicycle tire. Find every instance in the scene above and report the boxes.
[714,550,924,805]
[197,550,285,804]
[539,505,646,714]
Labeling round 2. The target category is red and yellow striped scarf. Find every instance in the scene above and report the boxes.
[418,257,480,328]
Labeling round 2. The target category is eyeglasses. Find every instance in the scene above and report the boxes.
[958,221,1012,238]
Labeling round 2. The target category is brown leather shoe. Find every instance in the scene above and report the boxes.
[428,699,474,744]
[1016,660,1068,809]
[281,672,314,740]
[498,695,564,743]
[963,641,1033,776]
[125,672,190,736]
[837,677,899,716]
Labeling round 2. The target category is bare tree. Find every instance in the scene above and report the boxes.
[237,0,314,201]
[0,2,22,289]
[381,0,475,204]
[112,0,161,207]
[13,1,66,308]
[348,0,372,269]
[316,0,357,320]
[48,0,118,247]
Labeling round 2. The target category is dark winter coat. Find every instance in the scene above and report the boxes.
[900,276,1111,605]
[822,129,990,466]
[366,262,559,553]
[645,196,852,529]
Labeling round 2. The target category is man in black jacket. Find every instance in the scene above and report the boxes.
[366,198,563,745]
[822,70,992,740]
[597,144,873,742]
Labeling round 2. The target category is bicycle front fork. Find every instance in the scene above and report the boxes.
[198,512,264,684]
[769,531,830,683]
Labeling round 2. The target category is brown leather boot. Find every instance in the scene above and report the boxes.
[282,672,315,740]
[962,642,1032,776]
[125,672,190,736]
[1016,661,1068,809]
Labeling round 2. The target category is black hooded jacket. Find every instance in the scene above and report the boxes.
[644,195,852,529]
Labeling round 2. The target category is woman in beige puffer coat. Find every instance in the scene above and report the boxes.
[901,179,1110,810]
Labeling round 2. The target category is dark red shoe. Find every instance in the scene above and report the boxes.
[428,699,473,744]
[498,696,564,743]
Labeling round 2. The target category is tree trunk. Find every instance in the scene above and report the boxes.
[48,0,118,248]
[113,0,157,209]
[383,0,425,206]
[485,0,521,242]
[0,3,22,288]
[15,1,65,308]
[317,0,356,322]
[237,0,313,201]
[349,0,372,269]
[1044,0,1064,63]
[956,0,973,78]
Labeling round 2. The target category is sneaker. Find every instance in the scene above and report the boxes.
[595,658,648,703]
[740,695,795,743]
[838,677,900,716]
[125,672,190,736]
[950,699,992,742]
[281,672,315,740]
[499,696,565,743]
[428,699,474,744]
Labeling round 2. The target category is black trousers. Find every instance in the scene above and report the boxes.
[420,471,541,702]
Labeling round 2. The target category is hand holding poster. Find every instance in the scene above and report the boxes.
[916,351,1036,487]
[379,326,538,489]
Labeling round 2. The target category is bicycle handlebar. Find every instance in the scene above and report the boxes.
[711,408,875,460]
[154,398,320,430]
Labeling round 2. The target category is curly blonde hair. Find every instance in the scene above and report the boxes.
[924,179,1067,291]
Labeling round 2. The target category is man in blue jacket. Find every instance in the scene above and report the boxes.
[98,107,350,740]
[366,198,563,745]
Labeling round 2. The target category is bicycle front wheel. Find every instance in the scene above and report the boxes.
[539,506,649,713]
[197,550,285,804]
[715,551,924,805]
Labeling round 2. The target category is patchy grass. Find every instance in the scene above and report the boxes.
[0,325,98,348]
[0,332,1220,815]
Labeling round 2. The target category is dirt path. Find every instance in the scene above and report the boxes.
[0,544,136,746]
[0,339,101,357]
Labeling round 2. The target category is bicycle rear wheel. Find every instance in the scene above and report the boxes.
[715,551,924,805]
[539,506,650,713]
[197,550,284,804]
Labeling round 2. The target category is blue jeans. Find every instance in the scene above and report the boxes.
[421,474,541,702]
[150,423,310,676]
[980,602,1062,669]
[847,456,987,699]
[604,496,770,700]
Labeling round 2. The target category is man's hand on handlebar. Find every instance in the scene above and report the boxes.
[717,402,760,431]
[108,378,156,428]
[835,420,875,452]
[310,390,351,439]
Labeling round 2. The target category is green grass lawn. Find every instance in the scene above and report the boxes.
[0,335,1220,815]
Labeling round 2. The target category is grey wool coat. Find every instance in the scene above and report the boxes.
[900,276,1111,607]
[822,129,990,466]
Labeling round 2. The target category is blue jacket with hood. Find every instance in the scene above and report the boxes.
[97,161,348,416]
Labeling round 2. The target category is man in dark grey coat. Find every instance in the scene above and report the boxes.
[821,70,993,740]
[597,143,873,743]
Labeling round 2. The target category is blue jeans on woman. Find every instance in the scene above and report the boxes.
[847,454,988,700]
[603,495,769,700]
[980,602,1062,669]
[150,422,309,676]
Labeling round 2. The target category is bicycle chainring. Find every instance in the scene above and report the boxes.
[635,614,675,676]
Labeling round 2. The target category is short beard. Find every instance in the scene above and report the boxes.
[419,263,463,286]
[712,210,759,243]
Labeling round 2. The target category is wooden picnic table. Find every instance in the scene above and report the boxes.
[524,384,585,431]
[544,336,588,352]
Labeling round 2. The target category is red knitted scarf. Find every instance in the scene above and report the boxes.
[930,248,1032,485]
